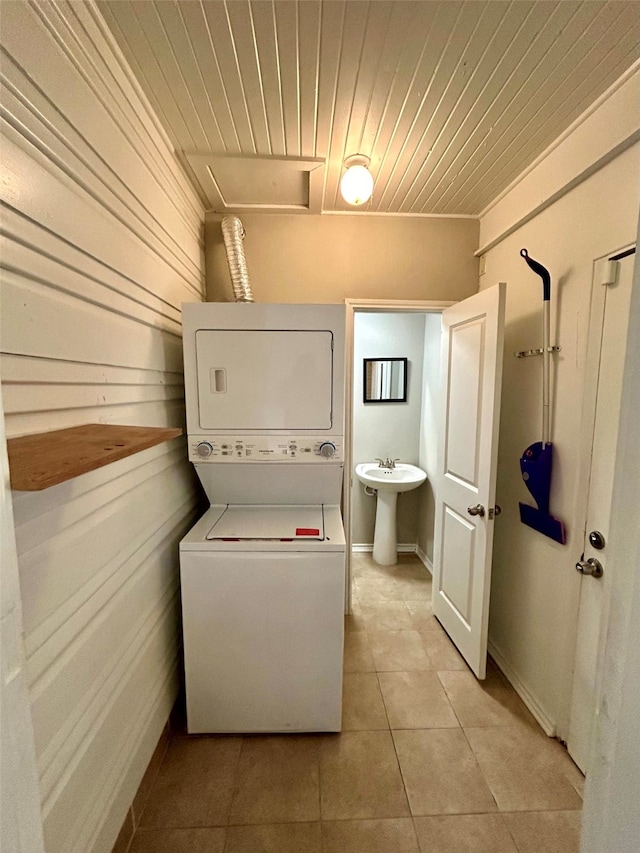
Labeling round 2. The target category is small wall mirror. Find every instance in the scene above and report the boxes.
[363,357,408,403]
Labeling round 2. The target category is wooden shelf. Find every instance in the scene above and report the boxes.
[7,424,183,491]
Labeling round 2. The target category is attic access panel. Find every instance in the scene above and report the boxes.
[185,154,325,213]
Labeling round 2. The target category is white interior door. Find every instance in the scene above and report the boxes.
[568,251,635,772]
[432,282,506,679]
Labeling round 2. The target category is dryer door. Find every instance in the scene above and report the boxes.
[196,330,333,430]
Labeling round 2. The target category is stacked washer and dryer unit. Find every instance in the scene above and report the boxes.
[179,303,346,734]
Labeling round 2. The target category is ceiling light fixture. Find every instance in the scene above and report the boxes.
[340,154,374,206]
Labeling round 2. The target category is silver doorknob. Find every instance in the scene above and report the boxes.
[575,557,604,579]
[467,504,485,517]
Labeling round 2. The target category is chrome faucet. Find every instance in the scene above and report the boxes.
[375,457,400,470]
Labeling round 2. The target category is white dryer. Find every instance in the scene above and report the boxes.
[179,303,346,734]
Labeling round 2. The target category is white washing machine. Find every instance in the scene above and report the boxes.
[179,303,346,734]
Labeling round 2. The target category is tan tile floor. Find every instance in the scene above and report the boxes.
[129,553,583,853]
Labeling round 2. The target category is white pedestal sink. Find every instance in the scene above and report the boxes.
[355,462,427,565]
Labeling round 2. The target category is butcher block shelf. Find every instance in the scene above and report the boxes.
[7,424,183,491]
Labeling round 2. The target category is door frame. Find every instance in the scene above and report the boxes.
[580,232,640,852]
[343,299,455,612]
[567,243,636,757]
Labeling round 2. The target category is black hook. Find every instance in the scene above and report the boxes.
[521,248,551,301]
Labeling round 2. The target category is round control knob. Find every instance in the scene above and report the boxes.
[196,441,213,458]
[319,442,336,459]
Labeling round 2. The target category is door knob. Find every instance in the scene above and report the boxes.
[575,557,604,579]
[467,504,485,517]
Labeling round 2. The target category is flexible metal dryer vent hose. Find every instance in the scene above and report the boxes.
[221,215,254,302]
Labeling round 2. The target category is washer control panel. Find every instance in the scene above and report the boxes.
[188,435,343,463]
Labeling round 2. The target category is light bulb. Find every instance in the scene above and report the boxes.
[340,162,374,206]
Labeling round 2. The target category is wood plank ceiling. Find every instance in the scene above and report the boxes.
[98,0,640,216]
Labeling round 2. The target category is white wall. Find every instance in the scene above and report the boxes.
[479,72,640,738]
[1,389,45,853]
[352,313,426,547]
[417,313,442,567]
[0,3,205,852]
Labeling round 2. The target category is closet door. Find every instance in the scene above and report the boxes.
[432,282,505,679]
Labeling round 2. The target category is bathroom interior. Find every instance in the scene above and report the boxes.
[351,311,442,567]
[1,3,639,853]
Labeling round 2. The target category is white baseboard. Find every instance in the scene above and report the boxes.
[488,639,557,737]
[415,545,433,576]
[352,543,422,553]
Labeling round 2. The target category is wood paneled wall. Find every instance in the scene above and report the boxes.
[0,3,205,851]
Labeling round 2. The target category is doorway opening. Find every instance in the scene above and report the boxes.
[343,300,452,615]
[344,287,506,681]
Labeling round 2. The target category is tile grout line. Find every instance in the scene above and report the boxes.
[459,722,502,816]
[225,734,247,832]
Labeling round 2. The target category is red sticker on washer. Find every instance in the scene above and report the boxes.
[296,528,320,536]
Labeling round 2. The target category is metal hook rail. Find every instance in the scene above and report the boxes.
[514,345,561,359]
